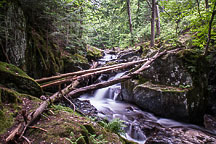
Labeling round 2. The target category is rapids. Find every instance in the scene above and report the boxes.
[79,53,215,143]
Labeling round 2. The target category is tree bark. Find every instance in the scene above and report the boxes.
[40,59,146,88]
[127,0,134,44]
[205,0,209,10]
[155,4,160,36]
[36,60,144,83]
[150,0,156,47]
[204,2,216,56]
[196,0,202,18]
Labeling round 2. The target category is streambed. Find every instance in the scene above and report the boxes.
[73,53,216,143]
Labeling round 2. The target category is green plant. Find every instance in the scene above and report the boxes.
[89,134,108,144]
[51,105,75,113]
[66,132,85,144]
[101,118,126,136]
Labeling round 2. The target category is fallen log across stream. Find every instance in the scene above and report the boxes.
[36,59,146,84]
[40,59,147,88]
[6,49,179,143]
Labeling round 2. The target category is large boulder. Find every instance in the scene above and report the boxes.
[121,49,209,124]
[0,61,43,97]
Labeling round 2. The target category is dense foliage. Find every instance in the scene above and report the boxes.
[0,0,215,70]
[85,0,216,51]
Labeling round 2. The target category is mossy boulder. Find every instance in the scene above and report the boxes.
[86,45,104,61]
[63,54,90,73]
[126,81,189,121]
[121,49,209,123]
[0,61,43,97]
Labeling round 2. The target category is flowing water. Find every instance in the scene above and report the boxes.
[79,53,214,143]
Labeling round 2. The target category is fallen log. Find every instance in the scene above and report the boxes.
[5,49,172,142]
[67,50,167,98]
[40,59,146,88]
[36,59,146,83]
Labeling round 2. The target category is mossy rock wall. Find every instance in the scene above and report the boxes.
[25,28,64,78]
[0,62,43,97]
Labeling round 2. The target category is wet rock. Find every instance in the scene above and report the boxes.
[204,114,216,133]
[66,98,98,116]
[133,82,189,120]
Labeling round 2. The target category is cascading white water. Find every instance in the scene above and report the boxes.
[79,53,213,143]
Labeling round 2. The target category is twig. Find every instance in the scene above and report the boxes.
[21,136,31,144]
[63,95,76,112]
[41,114,50,120]
[49,110,55,115]
[28,126,48,132]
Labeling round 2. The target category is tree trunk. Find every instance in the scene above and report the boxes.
[155,4,160,36]
[205,0,209,9]
[150,0,156,47]
[127,0,134,44]
[196,0,202,17]
[204,2,216,56]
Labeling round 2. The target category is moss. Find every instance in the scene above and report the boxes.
[136,81,188,93]
[86,45,103,60]
[0,87,22,135]
[0,109,13,135]
[0,62,43,97]
[25,105,123,144]
[177,49,209,124]
[25,29,64,78]
[71,53,88,64]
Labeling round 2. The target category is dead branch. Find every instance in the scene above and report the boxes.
[63,95,76,112]
[28,126,47,132]
[21,136,31,144]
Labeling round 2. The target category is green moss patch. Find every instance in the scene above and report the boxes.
[25,105,123,144]
[0,87,21,135]
[0,62,43,97]
[136,81,188,93]
[86,45,104,60]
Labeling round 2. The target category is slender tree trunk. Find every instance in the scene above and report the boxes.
[136,0,140,26]
[196,0,202,17]
[204,2,216,56]
[150,0,156,47]
[127,0,134,44]
[205,0,209,9]
[155,4,160,36]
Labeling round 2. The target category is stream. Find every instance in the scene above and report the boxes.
[78,53,215,143]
